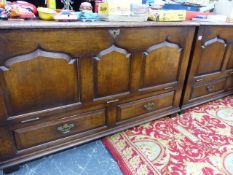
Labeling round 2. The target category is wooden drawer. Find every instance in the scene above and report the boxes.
[117,91,174,122]
[193,73,225,85]
[14,109,106,149]
[191,78,226,99]
[226,76,233,91]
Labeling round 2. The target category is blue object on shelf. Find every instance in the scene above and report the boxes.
[80,12,99,21]
[163,3,200,11]
[142,0,154,5]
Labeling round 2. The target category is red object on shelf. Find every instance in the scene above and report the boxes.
[186,11,212,20]
[12,1,37,14]
[94,0,103,13]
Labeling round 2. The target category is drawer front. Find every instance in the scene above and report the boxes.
[193,73,225,85]
[117,91,174,121]
[226,76,233,91]
[191,79,226,99]
[14,109,106,149]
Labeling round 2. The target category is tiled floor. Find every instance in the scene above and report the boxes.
[0,141,122,175]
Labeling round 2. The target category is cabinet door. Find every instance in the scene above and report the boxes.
[0,49,79,115]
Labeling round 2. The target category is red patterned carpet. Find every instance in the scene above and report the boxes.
[102,96,233,175]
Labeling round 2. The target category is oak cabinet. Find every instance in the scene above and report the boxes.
[182,26,233,110]
[0,24,196,170]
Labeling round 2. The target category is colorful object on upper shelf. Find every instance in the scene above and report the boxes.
[61,0,74,10]
[0,0,6,8]
[0,1,37,19]
[158,10,186,21]
[37,7,56,20]
[79,1,99,22]
[45,0,56,9]
[79,2,93,13]
[54,11,80,22]
[0,7,7,19]
[80,11,99,21]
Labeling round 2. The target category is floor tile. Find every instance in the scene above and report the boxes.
[0,140,122,175]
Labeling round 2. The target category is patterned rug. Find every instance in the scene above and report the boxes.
[102,96,233,175]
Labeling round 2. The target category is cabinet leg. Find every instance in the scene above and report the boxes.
[3,165,20,174]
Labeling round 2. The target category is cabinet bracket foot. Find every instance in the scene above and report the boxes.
[3,165,20,174]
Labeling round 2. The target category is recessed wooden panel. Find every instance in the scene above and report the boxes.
[0,49,79,115]
[141,41,182,88]
[94,45,131,98]
[197,37,226,75]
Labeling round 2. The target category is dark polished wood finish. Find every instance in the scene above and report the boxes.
[0,22,195,170]
[182,26,233,110]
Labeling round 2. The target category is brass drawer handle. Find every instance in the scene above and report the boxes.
[144,102,155,111]
[107,99,119,104]
[21,117,40,123]
[57,123,75,134]
[196,79,203,82]
[207,86,214,93]
[164,87,174,90]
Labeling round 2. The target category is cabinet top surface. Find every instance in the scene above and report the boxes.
[0,20,233,29]
[0,20,198,29]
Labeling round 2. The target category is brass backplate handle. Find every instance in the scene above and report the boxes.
[207,86,214,93]
[144,102,155,111]
[57,123,75,134]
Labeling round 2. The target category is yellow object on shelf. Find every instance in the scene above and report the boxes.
[98,2,109,16]
[98,2,130,16]
[158,10,186,22]
[37,7,57,21]
[0,0,6,8]
[47,0,56,9]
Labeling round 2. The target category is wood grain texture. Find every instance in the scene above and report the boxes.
[94,45,131,98]
[191,78,226,99]
[0,127,16,161]
[79,57,94,103]
[226,45,233,70]
[197,37,226,75]
[141,41,182,88]
[226,74,233,90]
[0,29,113,65]
[0,93,8,123]
[117,91,174,121]
[1,49,79,115]
[14,109,106,149]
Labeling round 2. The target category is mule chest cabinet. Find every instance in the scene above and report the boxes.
[182,25,233,109]
[0,21,232,172]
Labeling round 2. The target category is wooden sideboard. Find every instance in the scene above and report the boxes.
[0,22,196,171]
[182,25,233,110]
[0,21,233,172]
